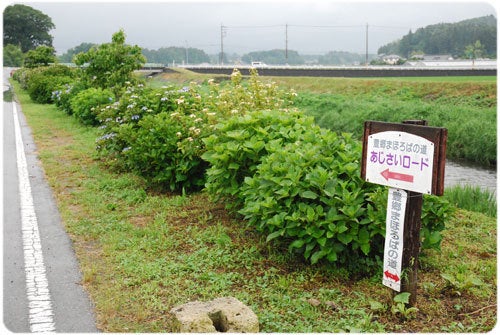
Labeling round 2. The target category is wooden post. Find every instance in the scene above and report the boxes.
[400,191,423,306]
[400,120,426,307]
[361,119,447,307]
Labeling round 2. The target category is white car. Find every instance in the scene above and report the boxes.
[251,61,267,67]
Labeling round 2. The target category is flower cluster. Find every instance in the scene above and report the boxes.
[204,68,296,119]
[95,69,297,192]
[52,83,81,115]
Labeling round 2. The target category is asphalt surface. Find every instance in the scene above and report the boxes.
[2,68,98,332]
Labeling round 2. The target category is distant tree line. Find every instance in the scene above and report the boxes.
[141,47,211,65]
[60,46,374,66]
[316,51,370,65]
[378,15,497,58]
[241,49,304,65]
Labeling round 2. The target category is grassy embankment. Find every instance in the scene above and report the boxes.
[10,74,497,332]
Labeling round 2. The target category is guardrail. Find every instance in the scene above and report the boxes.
[183,65,497,77]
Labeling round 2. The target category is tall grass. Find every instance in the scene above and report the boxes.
[444,184,497,217]
[293,89,496,166]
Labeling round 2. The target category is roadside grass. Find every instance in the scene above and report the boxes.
[11,79,497,332]
[444,184,497,217]
[4,86,14,101]
[295,92,496,165]
[289,86,496,166]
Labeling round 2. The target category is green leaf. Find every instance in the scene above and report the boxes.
[324,179,337,197]
[337,223,348,234]
[358,227,369,244]
[288,239,305,251]
[266,230,283,242]
[306,206,315,221]
[300,190,318,200]
[310,250,327,264]
[426,231,442,245]
[393,292,411,304]
[228,162,240,170]
[369,300,385,311]
[326,251,337,262]
[226,129,247,140]
[360,243,370,255]
[304,241,316,259]
[337,233,353,245]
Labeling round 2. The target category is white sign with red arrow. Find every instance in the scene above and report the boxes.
[382,188,407,291]
[365,131,435,194]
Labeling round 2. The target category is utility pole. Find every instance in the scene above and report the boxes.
[185,40,189,66]
[285,23,288,64]
[365,23,369,66]
[220,24,226,65]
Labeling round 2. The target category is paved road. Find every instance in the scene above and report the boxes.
[2,68,98,332]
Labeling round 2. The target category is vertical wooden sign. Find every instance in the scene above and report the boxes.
[361,120,447,306]
[383,188,407,291]
[361,121,447,196]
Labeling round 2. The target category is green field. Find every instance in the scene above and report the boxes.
[10,72,497,332]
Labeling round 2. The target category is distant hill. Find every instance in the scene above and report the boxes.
[238,50,376,66]
[142,47,210,65]
[378,15,497,58]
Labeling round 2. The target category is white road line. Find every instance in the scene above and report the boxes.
[12,102,56,333]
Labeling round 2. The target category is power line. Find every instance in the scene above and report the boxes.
[223,24,284,29]
[222,24,410,30]
[371,25,411,30]
[288,24,362,29]
[218,22,413,60]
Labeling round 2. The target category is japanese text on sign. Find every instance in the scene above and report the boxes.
[365,131,434,194]
[382,188,407,291]
[369,151,430,171]
[372,138,429,154]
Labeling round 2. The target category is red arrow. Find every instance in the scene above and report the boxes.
[381,168,414,183]
[384,270,400,282]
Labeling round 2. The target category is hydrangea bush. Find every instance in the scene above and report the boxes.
[202,109,317,208]
[70,88,115,125]
[15,65,76,104]
[205,108,452,271]
[14,61,452,270]
[239,128,385,267]
[52,81,87,115]
[95,69,296,192]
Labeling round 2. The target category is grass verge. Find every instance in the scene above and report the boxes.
[10,79,497,332]
[444,185,497,217]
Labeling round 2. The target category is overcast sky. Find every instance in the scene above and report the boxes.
[16,0,498,55]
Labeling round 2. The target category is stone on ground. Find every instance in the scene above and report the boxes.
[170,296,259,333]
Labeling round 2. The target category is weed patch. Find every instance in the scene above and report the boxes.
[444,184,496,217]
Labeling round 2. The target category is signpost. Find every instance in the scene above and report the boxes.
[361,120,447,306]
[361,120,447,196]
[382,188,407,292]
[364,131,435,194]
